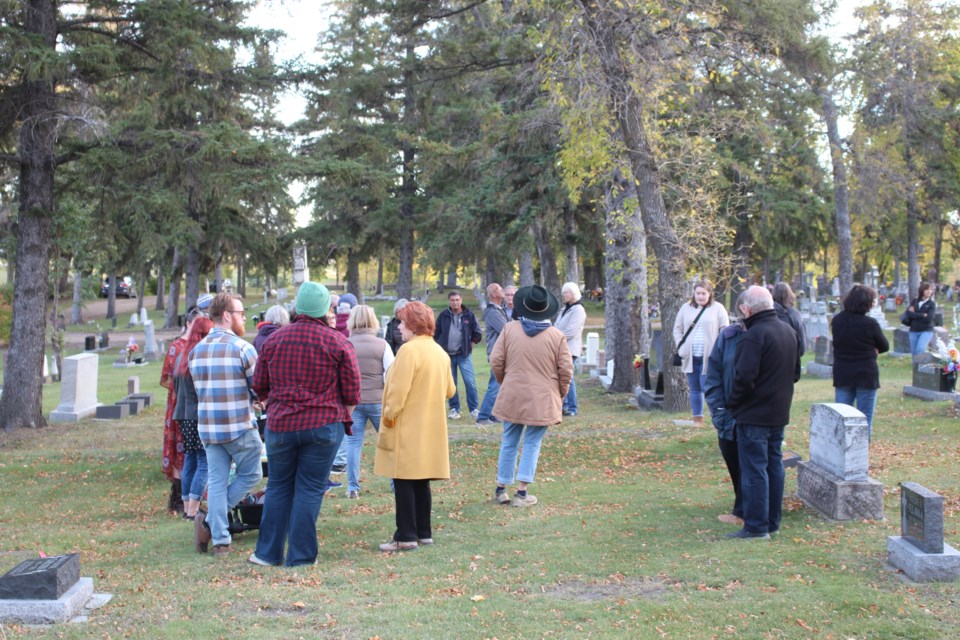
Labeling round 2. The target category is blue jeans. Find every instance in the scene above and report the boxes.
[181,448,208,502]
[563,356,578,415]
[687,355,706,417]
[449,353,478,413]
[347,404,381,492]
[203,429,263,546]
[835,387,878,438]
[910,331,933,355]
[255,422,343,566]
[736,424,785,535]
[477,370,500,421]
[496,422,548,485]
[333,438,348,468]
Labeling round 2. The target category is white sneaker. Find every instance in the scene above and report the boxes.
[511,493,538,507]
[448,409,462,420]
[470,409,479,419]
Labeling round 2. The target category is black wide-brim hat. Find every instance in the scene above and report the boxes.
[513,285,560,322]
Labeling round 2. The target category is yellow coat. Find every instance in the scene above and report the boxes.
[374,335,456,480]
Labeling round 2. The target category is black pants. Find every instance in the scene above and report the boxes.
[717,437,743,518]
[393,479,432,542]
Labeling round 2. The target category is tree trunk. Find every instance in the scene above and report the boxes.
[164,247,182,329]
[0,0,57,430]
[107,273,117,319]
[519,249,535,287]
[563,204,579,284]
[136,264,147,315]
[346,249,361,298]
[397,44,417,301]
[184,245,201,311]
[70,269,83,325]
[376,251,384,295]
[446,264,458,289]
[155,269,165,311]
[534,218,561,294]
[580,0,688,411]
[818,89,854,298]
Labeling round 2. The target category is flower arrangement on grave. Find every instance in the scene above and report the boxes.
[934,337,960,374]
[632,354,643,370]
[125,337,140,362]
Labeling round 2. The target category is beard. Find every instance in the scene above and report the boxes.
[232,315,246,337]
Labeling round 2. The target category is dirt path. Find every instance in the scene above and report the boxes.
[65,295,184,350]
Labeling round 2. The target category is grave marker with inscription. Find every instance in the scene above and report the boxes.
[0,554,79,600]
[887,482,960,582]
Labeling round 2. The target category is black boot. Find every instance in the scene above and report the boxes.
[168,481,184,514]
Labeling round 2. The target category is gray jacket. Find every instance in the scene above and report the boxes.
[482,302,509,357]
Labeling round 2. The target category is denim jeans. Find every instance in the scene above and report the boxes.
[347,404,381,492]
[477,370,500,421]
[496,422,548,485]
[449,353,478,413]
[835,387,878,438]
[909,331,933,355]
[562,356,578,415]
[181,448,208,502]
[255,422,343,566]
[736,424,785,535]
[203,428,263,546]
[332,437,348,468]
[687,355,706,417]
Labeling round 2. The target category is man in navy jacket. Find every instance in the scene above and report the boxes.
[434,290,482,419]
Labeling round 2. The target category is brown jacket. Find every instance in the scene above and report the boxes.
[490,321,573,426]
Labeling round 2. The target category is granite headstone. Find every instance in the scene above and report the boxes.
[0,554,79,600]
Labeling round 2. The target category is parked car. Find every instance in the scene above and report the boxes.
[100,276,136,298]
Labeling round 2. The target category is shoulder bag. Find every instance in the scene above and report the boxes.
[673,305,708,366]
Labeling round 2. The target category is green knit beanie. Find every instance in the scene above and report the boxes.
[295,281,331,319]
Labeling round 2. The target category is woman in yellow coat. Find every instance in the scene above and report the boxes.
[374,301,456,552]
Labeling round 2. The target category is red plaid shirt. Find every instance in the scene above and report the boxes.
[252,315,361,434]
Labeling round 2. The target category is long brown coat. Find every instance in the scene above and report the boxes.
[491,321,573,426]
[374,335,456,480]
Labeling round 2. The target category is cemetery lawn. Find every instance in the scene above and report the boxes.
[1,352,959,638]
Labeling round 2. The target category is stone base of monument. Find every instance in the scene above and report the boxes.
[902,386,959,402]
[634,388,663,410]
[797,461,884,521]
[887,537,960,582]
[805,362,833,379]
[0,578,96,625]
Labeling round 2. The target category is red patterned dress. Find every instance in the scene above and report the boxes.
[160,337,186,480]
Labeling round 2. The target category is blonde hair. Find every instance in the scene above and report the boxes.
[347,304,379,332]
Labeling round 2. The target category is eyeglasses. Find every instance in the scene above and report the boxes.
[229,307,246,318]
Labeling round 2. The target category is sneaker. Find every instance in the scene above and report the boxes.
[725,528,770,540]
[470,409,479,419]
[476,418,497,426]
[511,493,538,507]
[347,490,360,499]
[379,540,418,552]
[212,544,232,556]
[418,538,434,545]
[331,464,346,474]
[493,490,510,505]
[448,409,462,420]
[238,493,257,507]
[194,511,211,553]
[326,479,343,493]
[248,553,278,567]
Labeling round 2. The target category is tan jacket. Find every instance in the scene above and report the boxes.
[672,302,729,375]
[374,335,456,480]
[491,321,573,426]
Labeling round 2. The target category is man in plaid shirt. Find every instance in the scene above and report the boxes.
[248,281,362,567]
[189,292,262,556]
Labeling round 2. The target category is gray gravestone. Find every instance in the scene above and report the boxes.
[815,336,834,365]
[0,554,79,600]
[892,327,911,355]
[95,404,129,420]
[797,403,884,521]
[904,353,958,401]
[127,376,140,395]
[115,397,145,415]
[885,297,897,312]
[127,392,154,407]
[49,354,100,422]
[887,483,960,582]
[142,320,159,361]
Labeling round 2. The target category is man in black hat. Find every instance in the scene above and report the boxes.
[489,285,573,507]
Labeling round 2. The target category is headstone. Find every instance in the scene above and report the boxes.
[115,397,145,415]
[797,403,884,521]
[127,377,140,395]
[42,355,50,383]
[142,320,159,361]
[585,333,600,367]
[292,244,309,286]
[806,336,833,378]
[99,332,109,349]
[140,308,148,325]
[95,404,129,420]
[885,297,897,312]
[49,356,59,381]
[887,483,960,582]
[49,354,100,422]
[934,310,944,327]
[128,313,139,327]
[0,554,80,600]
[868,299,891,330]
[799,299,812,313]
[905,352,958,401]
[127,392,153,407]
[277,287,288,301]
[597,349,606,371]
[832,278,840,298]
[892,327,911,355]
[651,329,664,370]
[84,335,96,351]
[599,359,615,390]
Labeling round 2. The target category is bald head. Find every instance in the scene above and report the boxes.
[486,283,503,304]
[739,285,774,317]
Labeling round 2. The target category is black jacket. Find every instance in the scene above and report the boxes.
[434,306,482,357]
[728,308,799,427]
[906,298,936,333]
[774,302,806,357]
[385,317,404,355]
[831,311,889,390]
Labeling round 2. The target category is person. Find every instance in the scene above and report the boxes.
[374,301,456,551]
[672,281,730,425]
[172,315,214,520]
[906,282,936,355]
[725,286,799,540]
[345,305,394,499]
[491,285,573,507]
[334,292,358,337]
[434,290,481,420]
[772,282,806,357]
[504,286,517,320]
[253,304,290,353]
[249,282,361,567]
[554,282,586,417]
[384,299,409,355]
[704,292,747,528]
[477,283,509,426]
[159,317,187,514]
[831,284,890,438]
[189,293,263,557]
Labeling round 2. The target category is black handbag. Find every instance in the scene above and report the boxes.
[900,310,912,326]
[673,306,708,366]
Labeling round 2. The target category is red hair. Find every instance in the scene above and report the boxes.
[397,301,435,336]
[176,317,213,376]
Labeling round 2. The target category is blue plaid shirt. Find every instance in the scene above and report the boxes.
[188,327,259,445]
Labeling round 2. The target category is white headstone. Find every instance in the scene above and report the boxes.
[381,315,391,329]
[808,403,870,481]
[140,308,149,325]
[585,332,600,366]
[832,278,841,297]
[49,353,101,422]
[50,355,59,381]
[143,320,158,356]
[129,313,140,327]
[43,355,49,382]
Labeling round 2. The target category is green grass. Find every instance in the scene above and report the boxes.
[1,350,959,638]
